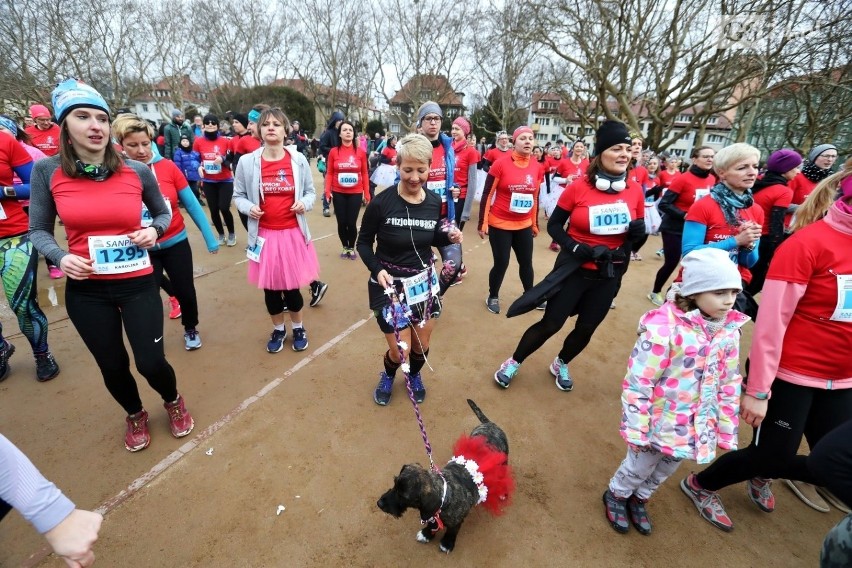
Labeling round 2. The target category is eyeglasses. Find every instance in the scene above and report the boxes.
[204,120,218,125]
[422,116,442,123]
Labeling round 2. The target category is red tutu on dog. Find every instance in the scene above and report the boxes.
[451,435,516,516]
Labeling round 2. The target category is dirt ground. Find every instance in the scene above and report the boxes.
[0,171,840,567]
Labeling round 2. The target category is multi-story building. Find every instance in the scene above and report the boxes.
[271,79,381,137]
[387,74,465,135]
[128,75,210,124]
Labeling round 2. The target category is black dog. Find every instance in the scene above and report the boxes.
[377,399,513,553]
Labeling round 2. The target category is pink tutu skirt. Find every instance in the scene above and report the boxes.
[248,227,320,290]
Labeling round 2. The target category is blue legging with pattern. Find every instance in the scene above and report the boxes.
[0,234,49,354]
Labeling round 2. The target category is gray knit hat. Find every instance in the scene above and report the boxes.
[416,101,442,126]
[680,248,742,297]
[808,143,836,163]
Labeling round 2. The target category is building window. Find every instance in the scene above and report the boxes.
[539,100,559,110]
[676,114,692,123]
[673,149,686,156]
[707,116,718,125]
[565,126,575,134]
[141,103,148,112]
[707,134,725,144]
[551,134,558,141]
[390,123,399,133]
[534,117,551,126]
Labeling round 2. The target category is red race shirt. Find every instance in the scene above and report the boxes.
[233,134,261,156]
[24,124,61,156]
[545,155,562,173]
[381,146,397,165]
[558,178,644,251]
[259,154,298,230]
[150,160,188,242]
[193,136,232,182]
[668,170,717,214]
[789,171,817,205]
[0,135,34,237]
[554,158,588,186]
[685,195,765,283]
[753,183,793,236]
[767,219,852,379]
[657,169,680,190]
[50,164,153,279]
[483,154,542,231]
[484,147,509,165]
[629,165,650,189]
[326,144,369,199]
[453,145,480,198]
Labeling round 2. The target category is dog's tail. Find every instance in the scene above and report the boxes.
[467,399,491,424]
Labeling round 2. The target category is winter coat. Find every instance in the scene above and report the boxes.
[318,111,345,159]
[620,301,749,464]
[164,121,194,160]
[172,147,201,182]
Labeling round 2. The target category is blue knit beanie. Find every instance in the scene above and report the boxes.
[51,78,110,124]
[0,115,18,137]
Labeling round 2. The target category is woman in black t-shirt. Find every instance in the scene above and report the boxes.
[356,134,462,407]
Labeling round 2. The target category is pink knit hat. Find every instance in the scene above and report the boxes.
[29,104,51,119]
[513,125,533,139]
[452,116,471,136]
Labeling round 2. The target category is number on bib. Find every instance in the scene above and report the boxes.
[588,202,631,235]
[88,235,150,275]
[509,192,534,214]
[246,236,266,263]
[401,269,439,305]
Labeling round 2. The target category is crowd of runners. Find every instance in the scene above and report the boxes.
[0,79,850,567]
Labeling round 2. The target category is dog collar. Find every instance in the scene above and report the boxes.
[421,475,447,532]
[449,455,488,504]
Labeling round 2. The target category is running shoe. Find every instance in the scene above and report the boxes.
[48,265,64,279]
[494,357,520,388]
[340,248,349,259]
[647,292,664,307]
[310,281,328,307]
[631,252,643,261]
[627,495,652,535]
[35,351,60,382]
[266,329,287,353]
[218,234,226,246]
[610,301,616,309]
[184,329,202,351]
[680,474,733,531]
[536,301,547,310]
[0,341,15,382]
[226,233,237,247]
[322,208,331,217]
[164,395,194,438]
[602,490,630,534]
[655,248,664,257]
[125,410,150,452]
[549,356,574,391]
[374,371,394,406]
[348,248,358,260]
[168,296,181,319]
[407,372,426,403]
[292,327,308,352]
[747,477,775,513]
[549,242,560,252]
[486,296,500,314]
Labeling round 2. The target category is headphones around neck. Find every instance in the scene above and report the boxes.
[594,175,627,192]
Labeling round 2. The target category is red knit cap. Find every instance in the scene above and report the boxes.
[513,125,533,139]
[453,116,471,136]
[29,104,51,119]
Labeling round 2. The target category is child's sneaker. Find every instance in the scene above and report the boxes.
[292,327,308,352]
[374,371,394,406]
[647,292,664,307]
[747,477,775,512]
[627,495,652,535]
[48,265,64,279]
[494,357,520,388]
[549,357,574,391]
[266,329,287,353]
[680,474,733,531]
[602,490,630,534]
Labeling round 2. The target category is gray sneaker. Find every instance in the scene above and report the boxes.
[184,329,202,351]
[550,357,574,391]
[226,233,237,247]
[494,357,520,388]
[486,296,500,314]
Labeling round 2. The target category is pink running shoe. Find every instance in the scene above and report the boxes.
[680,474,734,531]
[164,395,194,438]
[125,410,150,452]
[168,296,181,319]
[48,266,64,279]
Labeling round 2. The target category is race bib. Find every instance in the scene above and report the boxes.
[589,202,630,235]
[509,192,534,214]
[203,160,221,174]
[141,198,173,228]
[88,235,150,275]
[246,236,265,263]
[694,188,711,202]
[427,180,446,202]
[337,172,359,188]
[830,274,852,322]
[401,269,439,305]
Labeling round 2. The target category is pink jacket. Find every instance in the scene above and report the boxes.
[620,302,749,464]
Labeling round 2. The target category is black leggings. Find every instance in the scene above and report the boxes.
[203,181,235,235]
[744,238,777,296]
[513,268,621,364]
[696,380,852,491]
[150,238,199,330]
[332,192,362,249]
[652,230,682,294]
[264,289,304,315]
[488,226,534,298]
[809,419,852,506]
[187,180,201,202]
[65,275,178,415]
[454,197,466,228]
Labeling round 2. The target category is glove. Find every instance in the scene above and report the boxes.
[627,219,646,242]
[565,238,594,261]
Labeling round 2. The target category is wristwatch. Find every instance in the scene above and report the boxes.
[152,225,164,238]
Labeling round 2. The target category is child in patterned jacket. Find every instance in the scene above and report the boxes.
[602,247,750,535]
